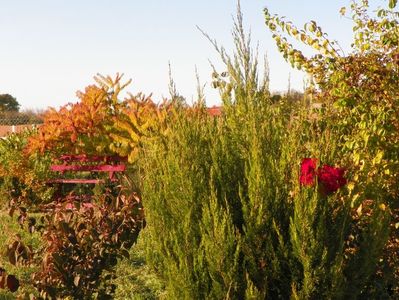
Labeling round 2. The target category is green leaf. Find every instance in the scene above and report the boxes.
[389,0,397,9]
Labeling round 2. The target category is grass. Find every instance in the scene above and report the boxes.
[0,210,41,298]
[114,233,166,299]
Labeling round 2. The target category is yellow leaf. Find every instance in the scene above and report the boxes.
[356,204,363,216]
[353,152,360,165]
[373,150,384,165]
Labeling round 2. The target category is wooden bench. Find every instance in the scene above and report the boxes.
[47,154,127,185]
[46,154,127,208]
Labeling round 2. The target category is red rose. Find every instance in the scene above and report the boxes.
[300,158,318,186]
[317,164,346,195]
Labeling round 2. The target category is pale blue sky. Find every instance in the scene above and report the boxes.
[0,1,385,110]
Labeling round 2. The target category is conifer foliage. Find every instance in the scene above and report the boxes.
[139,1,397,298]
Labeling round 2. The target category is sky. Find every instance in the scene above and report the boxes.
[0,1,386,110]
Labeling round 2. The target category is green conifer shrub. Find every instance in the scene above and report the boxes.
[139,2,393,298]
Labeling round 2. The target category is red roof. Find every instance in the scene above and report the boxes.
[207,106,222,116]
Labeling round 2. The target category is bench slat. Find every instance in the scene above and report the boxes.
[50,164,126,172]
[47,155,126,187]
[58,155,127,162]
[47,179,109,184]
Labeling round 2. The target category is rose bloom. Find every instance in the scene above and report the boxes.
[299,158,318,186]
[317,164,346,195]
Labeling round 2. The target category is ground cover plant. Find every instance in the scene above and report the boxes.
[0,211,42,298]
[112,234,166,300]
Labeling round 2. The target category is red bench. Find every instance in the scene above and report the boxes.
[47,154,127,185]
[44,155,127,210]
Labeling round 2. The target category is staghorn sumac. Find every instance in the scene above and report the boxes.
[26,73,167,163]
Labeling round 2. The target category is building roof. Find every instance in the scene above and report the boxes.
[207,106,222,116]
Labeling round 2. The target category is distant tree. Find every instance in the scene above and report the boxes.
[270,90,305,104]
[286,90,304,103]
[270,94,282,104]
[0,94,20,112]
